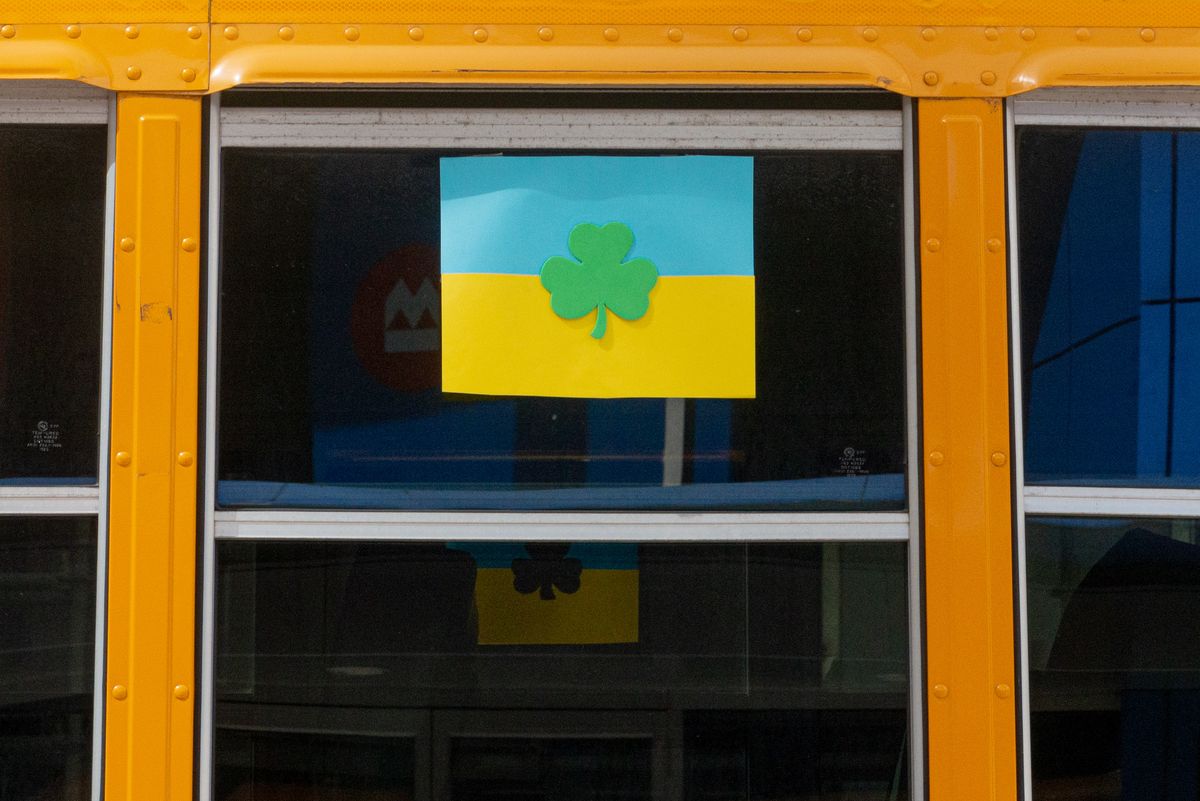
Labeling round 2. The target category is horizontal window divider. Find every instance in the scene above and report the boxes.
[1014,88,1200,128]
[1024,485,1200,518]
[0,486,100,515]
[213,510,909,541]
[219,107,902,150]
[216,703,430,738]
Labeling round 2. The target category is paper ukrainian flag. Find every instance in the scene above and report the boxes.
[440,155,755,398]
[448,542,639,645]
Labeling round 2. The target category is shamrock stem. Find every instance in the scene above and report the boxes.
[591,304,607,339]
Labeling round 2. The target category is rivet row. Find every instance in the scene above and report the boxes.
[0,24,1173,46]
[0,23,209,41]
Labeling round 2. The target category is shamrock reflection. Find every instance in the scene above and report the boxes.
[511,543,582,600]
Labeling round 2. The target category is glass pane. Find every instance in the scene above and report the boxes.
[214,541,909,801]
[0,126,105,484]
[217,147,906,511]
[0,516,97,800]
[1019,128,1200,487]
[450,737,650,801]
[1027,517,1200,800]
[215,730,415,801]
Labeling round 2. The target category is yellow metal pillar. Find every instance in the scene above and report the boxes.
[918,98,1017,801]
[105,94,203,801]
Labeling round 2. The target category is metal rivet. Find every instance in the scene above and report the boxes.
[1,25,15,39]
[797,28,813,42]
[408,26,424,41]
[126,66,142,80]
[984,26,999,41]
[223,25,239,40]
[923,71,940,86]
[926,238,941,252]
[1021,27,1036,41]
[929,451,945,467]
[177,451,194,467]
[991,451,1008,467]
[66,25,81,38]
[344,26,360,41]
[115,451,132,467]
[180,67,197,83]
[1141,27,1156,42]
[933,684,949,699]
[981,71,997,86]
[278,25,294,40]
[921,27,936,41]
[667,27,683,42]
[112,685,128,701]
[187,25,202,39]
[1075,27,1090,41]
[125,24,139,39]
[174,684,190,700]
[732,26,749,41]
[181,237,198,252]
[603,27,619,41]
[995,683,1012,699]
[538,26,553,41]
[987,237,1002,252]
[473,27,488,42]
[119,237,135,252]
[862,27,878,42]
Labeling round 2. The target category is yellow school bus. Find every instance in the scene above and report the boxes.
[2,2,1199,801]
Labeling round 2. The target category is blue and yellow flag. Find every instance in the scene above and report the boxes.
[448,542,639,645]
[440,155,755,398]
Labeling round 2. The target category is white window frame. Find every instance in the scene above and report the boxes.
[1009,86,1200,801]
[199,91,923,801]
[0,80,114,801]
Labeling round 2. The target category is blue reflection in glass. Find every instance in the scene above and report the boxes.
[1022,129,1200,485]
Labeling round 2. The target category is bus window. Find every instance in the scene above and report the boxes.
[1019,127,1200,488]
[1025,518,1200,800]
[205,92,917,801]
[0,84,109,801]
[213,540,909,801]
[215,97,907,512]
[1015,91,1200,801]
[0,517,97,801]
[0,125,105,484]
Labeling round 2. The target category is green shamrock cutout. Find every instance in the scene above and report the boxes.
[540,222,659,340]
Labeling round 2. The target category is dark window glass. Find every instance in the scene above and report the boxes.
[217,148,905,511]
[1027,517,1200,801]
[0,516,96,800]
[0,126,105,484]
[450,737,651,801]
[1019,128,1200,487]
[215,730,415,801]
[213,541,909,800]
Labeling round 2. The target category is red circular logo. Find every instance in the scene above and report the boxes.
[350,243,441,392]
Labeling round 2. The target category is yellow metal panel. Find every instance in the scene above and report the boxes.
[206,22,1200,97]
[0,17,1196,94]
[2,1,1200,94]
[0,24,207,90]
[207,23,907,92]
[918,98,1016,801]
[207,0,1200,28]
[105,94,202,801]
[3,0,206,24]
